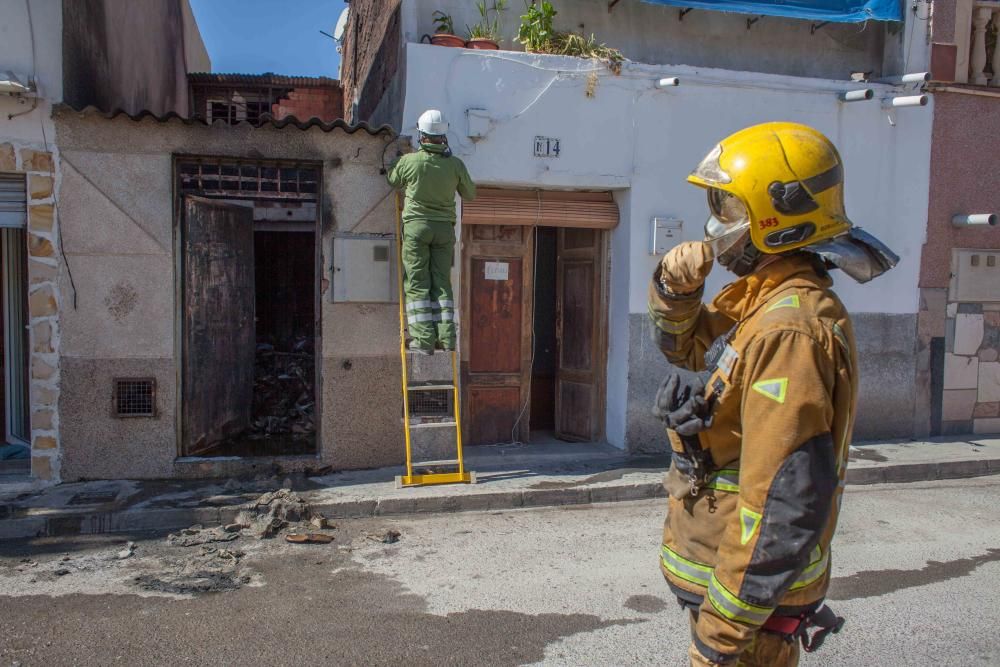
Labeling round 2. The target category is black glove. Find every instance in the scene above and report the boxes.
[653,366,714,435]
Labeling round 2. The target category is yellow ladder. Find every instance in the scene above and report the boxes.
[394,194,475,488]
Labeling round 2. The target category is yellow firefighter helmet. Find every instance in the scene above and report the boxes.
[687,122,852,257]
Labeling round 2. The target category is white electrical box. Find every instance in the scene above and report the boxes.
[467,108,490,139]
[332,235,397,303]
[651,217,683,255]
[950,249,1000,302]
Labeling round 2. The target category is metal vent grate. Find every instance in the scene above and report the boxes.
[114,378,156,418]
[409,390,450,418]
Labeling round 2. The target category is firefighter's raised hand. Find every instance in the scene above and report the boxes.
[658,241,714,295]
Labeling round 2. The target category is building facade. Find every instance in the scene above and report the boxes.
[343,0,944,454]
[916,0,1000,437]
[0,0,209,483]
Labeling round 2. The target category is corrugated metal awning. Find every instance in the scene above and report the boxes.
[0,175,27,229]
[639,0,901,23]
[462,189,619,229]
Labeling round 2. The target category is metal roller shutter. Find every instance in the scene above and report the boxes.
[461,188,619,229]
[0,175,27,229]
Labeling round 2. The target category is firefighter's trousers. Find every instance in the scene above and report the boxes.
[688,612,799,667]
[402,219,455,350]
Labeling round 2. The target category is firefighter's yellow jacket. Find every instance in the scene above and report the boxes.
[649,253,858,661]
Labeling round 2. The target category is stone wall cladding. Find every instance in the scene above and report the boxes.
[341,0,401,123]
[942,301,1000,435]
[0,141,63,483]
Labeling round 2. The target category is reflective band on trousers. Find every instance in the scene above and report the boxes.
[407,312,438,324]
[708,574,774,625]
[437,300,454,309]
[662,544,830,597]
[439,312,454,321]
[406,300,434,312]
[705,469,739,492]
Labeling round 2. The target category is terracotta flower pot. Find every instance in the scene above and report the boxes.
[466,38,499,50]
[430,33,466,48]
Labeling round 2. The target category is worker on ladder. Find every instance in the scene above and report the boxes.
[388,109,476,355]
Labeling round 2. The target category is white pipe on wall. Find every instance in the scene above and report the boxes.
[881,94,928,108]
[839,89,873,102]
[952,214,998,227]
[877,72,930,85]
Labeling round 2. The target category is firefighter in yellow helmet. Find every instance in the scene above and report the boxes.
[648,122,898,666]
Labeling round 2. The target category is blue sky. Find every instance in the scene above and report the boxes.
[190,0,348,77]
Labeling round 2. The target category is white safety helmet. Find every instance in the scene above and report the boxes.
[417,109,449,136]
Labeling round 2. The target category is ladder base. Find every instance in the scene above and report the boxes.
[395,471,477,488]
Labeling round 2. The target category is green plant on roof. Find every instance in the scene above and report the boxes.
[432,10,456,34]
[516,1,624,74]
[516,1,556,53]
[467,0,508,42]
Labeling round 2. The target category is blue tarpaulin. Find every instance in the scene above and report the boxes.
[640,0,901,23]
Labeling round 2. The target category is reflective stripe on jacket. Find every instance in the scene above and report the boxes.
[649,253,858,660]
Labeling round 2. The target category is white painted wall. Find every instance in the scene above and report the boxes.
[402,0,890,80]
[0,0,62,146]
[402,43,933,447]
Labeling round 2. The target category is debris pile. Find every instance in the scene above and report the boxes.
[249,339,315,442]
[234,488,314,539]
[134,544,249,595]
[167,525,241,547]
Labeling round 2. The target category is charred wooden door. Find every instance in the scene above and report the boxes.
[182,197,255,455]
[554,228,603,442]
[461,225,533,445]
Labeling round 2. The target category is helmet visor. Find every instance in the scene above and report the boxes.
[691,144,732,185]
[704,188,750,256]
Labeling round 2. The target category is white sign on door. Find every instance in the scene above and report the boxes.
[484,261,509,281]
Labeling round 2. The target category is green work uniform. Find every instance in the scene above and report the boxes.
[388,142,476,350]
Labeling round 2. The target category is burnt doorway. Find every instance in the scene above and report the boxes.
[177,159,320,458]
[460,223,608,447]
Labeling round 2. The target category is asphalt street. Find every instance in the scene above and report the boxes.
[1,477,999,666]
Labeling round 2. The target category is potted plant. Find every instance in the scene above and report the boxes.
[429,11,465,47]
[466,0,507,50]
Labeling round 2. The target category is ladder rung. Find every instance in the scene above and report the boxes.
[412,458,460,467]
[408,383,455,391]
[409,420,457,430]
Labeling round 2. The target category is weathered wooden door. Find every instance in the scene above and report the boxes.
[554,228,603,441]
[182,197,255,455]
[461,225,533,446]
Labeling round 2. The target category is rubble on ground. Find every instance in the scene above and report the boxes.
[167,524,241,547]
[134,544,248,595]
[235,488,313,539]
[367,529,401,544]
[248,338,315,443]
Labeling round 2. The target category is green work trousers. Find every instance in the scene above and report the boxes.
[402,219,456,350]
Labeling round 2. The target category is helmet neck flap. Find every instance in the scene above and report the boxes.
[806,228,900,284]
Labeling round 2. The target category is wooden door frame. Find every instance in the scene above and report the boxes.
[458,222,610,444]
[171,155,325,459]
